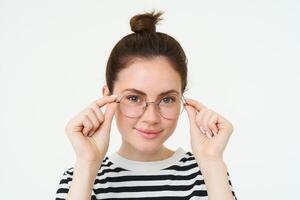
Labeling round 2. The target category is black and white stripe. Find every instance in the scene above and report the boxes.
[56,148,237,200]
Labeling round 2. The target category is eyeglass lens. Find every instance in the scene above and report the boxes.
[118,92,184,119]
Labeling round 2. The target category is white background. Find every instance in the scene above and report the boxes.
[1,0,299,199]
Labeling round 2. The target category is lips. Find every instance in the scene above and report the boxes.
[135,128,163,134]
[135,128,163,139]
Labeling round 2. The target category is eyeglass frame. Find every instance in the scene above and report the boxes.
[113,92,188,119]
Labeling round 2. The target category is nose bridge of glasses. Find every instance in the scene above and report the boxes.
[144,101,160,110]
[140,101,162,121]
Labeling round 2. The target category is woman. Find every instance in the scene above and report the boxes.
[56,10,237,200]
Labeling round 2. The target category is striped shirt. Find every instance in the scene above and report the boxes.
[56,147,237,199]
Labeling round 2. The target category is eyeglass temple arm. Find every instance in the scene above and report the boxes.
[181,95,188,106]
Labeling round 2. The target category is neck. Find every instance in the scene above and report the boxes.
[117,142,174,162]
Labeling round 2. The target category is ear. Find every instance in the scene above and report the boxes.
[102,85,110,97]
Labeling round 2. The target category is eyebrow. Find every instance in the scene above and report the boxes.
[120,88,180,97]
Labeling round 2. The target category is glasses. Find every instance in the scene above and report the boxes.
[115,92,187,120]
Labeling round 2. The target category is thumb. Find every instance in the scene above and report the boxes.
[185,104,207,145]
[184,104,198,131]
[101,102,118,133]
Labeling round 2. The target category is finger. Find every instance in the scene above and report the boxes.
[195,109,205,131]
[207,114,219,135]
[185,104,207,141]
[202,109,214,137]
[86,109,100,137]
[82,115,93,136]
[101,102,118,133]
[91,103,104,124]
[78,95,117,116]
[184,104,198,131]
[184,98,207,113]
[185,104,208,137]
[195,108,212,138]
[94,95,118,109]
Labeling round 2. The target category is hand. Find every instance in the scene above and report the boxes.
[184,98,234,161]
[65,95,118,164]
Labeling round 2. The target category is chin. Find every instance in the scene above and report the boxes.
[121,128,171,154]
[133,139,165,154]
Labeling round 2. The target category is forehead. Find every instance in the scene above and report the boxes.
[114,57,182,96]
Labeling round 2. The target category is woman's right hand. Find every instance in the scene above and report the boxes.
[65,95,118,164]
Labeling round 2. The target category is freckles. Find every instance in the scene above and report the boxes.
[163,118,178,132]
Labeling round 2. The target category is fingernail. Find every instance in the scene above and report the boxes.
[200,126,205,133]
[212,130,217,135]
[206,131,212,139]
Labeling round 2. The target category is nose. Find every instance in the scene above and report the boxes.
[140,102,161,123]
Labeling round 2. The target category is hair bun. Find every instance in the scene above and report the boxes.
[130,10,164,33]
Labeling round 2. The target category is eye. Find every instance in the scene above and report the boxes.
[126,94,142,103]
[161,96,176,104]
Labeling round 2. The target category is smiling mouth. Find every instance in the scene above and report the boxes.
[134,128,163,134]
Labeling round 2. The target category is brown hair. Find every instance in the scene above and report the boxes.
[105,10,188,95]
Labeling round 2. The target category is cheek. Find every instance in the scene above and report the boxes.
[115,109,136,135]
[163,118,179,135]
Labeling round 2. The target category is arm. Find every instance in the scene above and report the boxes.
[184,98,236,200]
[66,159,103,200]
[63,95,118,199]
[196,157,234,200]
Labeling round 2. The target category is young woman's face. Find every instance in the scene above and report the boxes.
[108,56,183,154]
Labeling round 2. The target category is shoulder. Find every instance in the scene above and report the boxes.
[163,149,201,173]
[63,166,74,175]
[179,151,195,161]
[60,156,112,178]
[176,150,197,166]
[176,148,197,164]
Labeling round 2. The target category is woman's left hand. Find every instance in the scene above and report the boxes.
[184,98,234,161]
